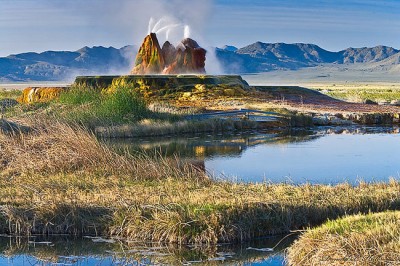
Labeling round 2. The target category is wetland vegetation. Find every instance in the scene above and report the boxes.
[1,81,400,265]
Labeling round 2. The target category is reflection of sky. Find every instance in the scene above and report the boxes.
[0,255,115,266]
[206,133,400,185]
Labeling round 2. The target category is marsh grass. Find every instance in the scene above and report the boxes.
[58,87,101,105]
[287,211,400,266]
[310,83,400,104]
[0,89,21,100]
[57,86,150,126]
[1,118,400,245]
[0,88,21,100]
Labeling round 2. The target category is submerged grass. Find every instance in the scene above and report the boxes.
[287,211,400,266]
[1,118,400,245]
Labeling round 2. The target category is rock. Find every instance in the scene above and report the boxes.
[182,92,192,98]
[0,119,31,135]
[18,87,67,104]
[161,41,177,66]
[344,113,395,125]
[364,99,378,105]
[165,38,206,74]
[390,100,400,106]
[131,33,206,75]
[131,33,165,74]
[312,114,354,126]
[0,98,18,109]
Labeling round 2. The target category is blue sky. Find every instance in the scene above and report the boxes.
[0,0,399,56]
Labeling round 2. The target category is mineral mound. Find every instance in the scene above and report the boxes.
[131,33,206,75]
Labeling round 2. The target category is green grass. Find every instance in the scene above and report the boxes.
[0,89,21,100]
[310,83,400,104]
[58,87,101,105]
[53,85,151,126]
[287,211,400,265]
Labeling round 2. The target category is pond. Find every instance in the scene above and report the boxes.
[7,126,399,265]
[108,126,400,185]
[0,235,293,265]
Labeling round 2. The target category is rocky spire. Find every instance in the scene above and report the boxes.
[131,33,165,74]
[131,33,206,75]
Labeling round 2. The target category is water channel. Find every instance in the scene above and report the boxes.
[0,235,293,265]
[110,126,400,185]
[6,126,400,265]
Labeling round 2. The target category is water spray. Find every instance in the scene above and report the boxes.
[184,25,190,39]
[148,17,155,34]
[148,17,191,42]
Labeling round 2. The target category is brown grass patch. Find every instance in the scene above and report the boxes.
[1,118,400,245]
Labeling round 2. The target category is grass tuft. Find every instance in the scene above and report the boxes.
[56,85,150,126]
[287,211,400,266]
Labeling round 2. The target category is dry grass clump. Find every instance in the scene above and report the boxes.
[287,211,400,266]
[0,117,200,180]
[0,117,133,176]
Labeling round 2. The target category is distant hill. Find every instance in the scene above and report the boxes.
[339,46,399,63]
[217,42,400,73]
[0,41,399,82]
[220,45,238,52]
[0,45,136,82]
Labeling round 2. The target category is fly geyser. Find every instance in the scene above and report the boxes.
[23,20,250,104]
[131,33,206,75]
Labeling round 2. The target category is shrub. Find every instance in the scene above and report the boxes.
[57,86,149,125]
[59,87,101,105]
[98,86,148,122]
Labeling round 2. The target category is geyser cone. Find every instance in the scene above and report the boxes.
[131,33,165,74]
[161,41,177,66]
[132,33,206,75]
[181,38,206,73]
[163,38,206,74]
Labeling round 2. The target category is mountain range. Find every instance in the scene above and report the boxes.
[1,42,399,82]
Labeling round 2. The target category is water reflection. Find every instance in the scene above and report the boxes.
[0,235,294,265]
[107,129,319,159]
[105,126,400,185]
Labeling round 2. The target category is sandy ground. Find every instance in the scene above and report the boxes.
[242,65,400,86]
[248,89,400,114]
[0,83,69,90]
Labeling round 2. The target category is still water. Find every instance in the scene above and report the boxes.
[6,127,399,265]
[111,126,400,185]
[0,235,292,265]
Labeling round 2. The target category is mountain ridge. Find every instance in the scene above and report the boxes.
[0,42,399,82]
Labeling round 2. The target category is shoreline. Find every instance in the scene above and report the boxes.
[1,118,400,245]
